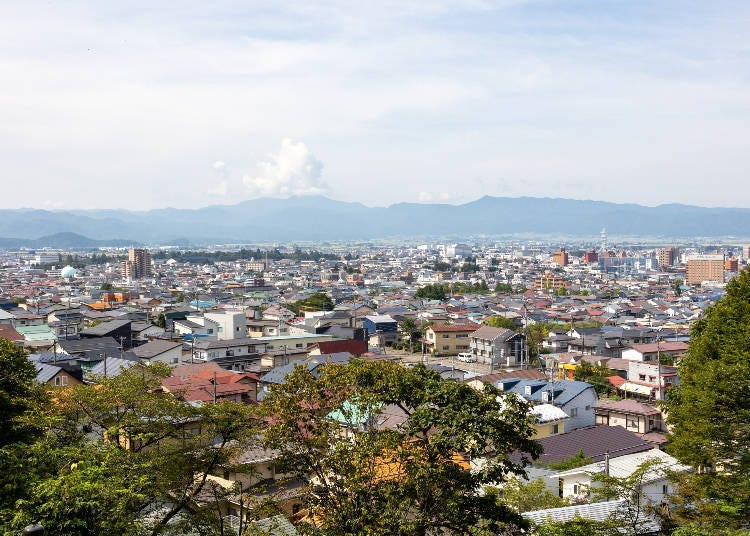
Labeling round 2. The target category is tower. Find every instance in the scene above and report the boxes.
[600,228,607,253]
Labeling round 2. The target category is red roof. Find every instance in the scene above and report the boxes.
[316,339,368,355]
[0,325,23,341]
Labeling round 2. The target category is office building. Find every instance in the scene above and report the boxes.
[685,255,724,284]
[657,247,679,268]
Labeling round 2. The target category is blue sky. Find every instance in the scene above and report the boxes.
[1,1,748,210]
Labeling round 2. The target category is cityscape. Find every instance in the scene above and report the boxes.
[2,1,749,536]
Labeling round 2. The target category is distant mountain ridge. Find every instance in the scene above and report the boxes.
[0,232,140,249]
[1,196,750,244]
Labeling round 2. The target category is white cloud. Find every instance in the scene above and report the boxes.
[243,138,327,198]
[207,160,229,196]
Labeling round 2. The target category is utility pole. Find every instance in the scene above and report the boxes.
[213,371,217,403]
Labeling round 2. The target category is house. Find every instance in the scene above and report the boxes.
[621,341,688,362]
[262,305,296,323]
[620,361,679,401]
[80,319,133,347]
[362,315,399,346]
[0,325,25,344]
[132,339,183,365]
[191,337,264,370]
[423,324,475,356]
[465,369,548,391]
[497,379,598,430]
[203,311,247,340]
[555,449,689,502]
[526,425,653,468]
[469,325,527,369]
[594,399,664,435]
[162,362,259,404]
[258,353,352,399]
[33,361,83,387]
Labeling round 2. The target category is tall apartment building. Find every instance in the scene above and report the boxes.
[657,247,679,268]
[123,248,152,279]
[552,248,569,266]
[724,257,739,272]
[685,255,724,284]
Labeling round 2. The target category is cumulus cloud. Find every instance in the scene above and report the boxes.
[243,138,327,198]
[207,160,229,196]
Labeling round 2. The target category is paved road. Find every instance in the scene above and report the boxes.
[389,351,493,375]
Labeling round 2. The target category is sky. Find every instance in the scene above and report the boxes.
[1,0,749,210]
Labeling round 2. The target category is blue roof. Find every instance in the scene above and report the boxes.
[499,378,595,406]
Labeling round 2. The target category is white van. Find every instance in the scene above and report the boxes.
[457,352,475,363]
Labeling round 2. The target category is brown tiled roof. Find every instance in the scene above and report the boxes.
[595,399,661,416]
[429,324,478,333]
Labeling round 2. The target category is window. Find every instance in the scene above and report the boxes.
[171,358,179,364]
[662,484,669,496]
[442,334,450,338]
[443,345,450,350]
[639,374,646,381]
[628,418,638,428]
[573,484,581,495]
[207,328,214,334]
[552,424,559,434]
[54,375,67,386]
[296,343,303,348]
[218,327,223,332]
[570,408,578,417]
[456,333,468,338]
[585,405,591,411]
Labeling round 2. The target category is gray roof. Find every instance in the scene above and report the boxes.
[530,425,653,467]
[86,356,138,379]
[132,339,183,359]
[523,499,660,533]
[35,362,61,383]
[193,337,259,349]
[80,318,131,336]
[249,515,299,536]
[59,337,120,355]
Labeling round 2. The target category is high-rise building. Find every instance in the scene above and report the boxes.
[657,247,679,268]
[552,248,569,266]
[685,255,724,284]
[123,248,152,279]
[724,257,739,272]
[582,250,599,263]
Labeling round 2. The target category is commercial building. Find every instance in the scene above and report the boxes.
[685,254,724,284]
[656,247,679,268]
[724,257,739,272]
[123,248,152,279]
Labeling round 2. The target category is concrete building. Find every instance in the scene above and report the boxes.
[124,248,152,279]
[552,248,569,267]
[656,247,679,268]
[469,325,526,369]
[724,257,739,272]
[204,311,247,340]
[445,243,472,259]
[685,254,724,284]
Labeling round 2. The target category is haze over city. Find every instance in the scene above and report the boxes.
[2,1,749,210]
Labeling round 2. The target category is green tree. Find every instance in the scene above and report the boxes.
[155,313,166,328]
[261,360,542,535]
[415,283,448,301]
[7,363,262,536]
[662,268,750,532]
[533,516,615,536]
[490,478,568,513]
[485,316,517,330]
[398,318,424,353]
[555,286,568,296]
[672,278,684,296]
[100,282,113,291]
[494,282,514,294]
[589,458,671,536]
[547,449,593,471]
[0,338,39,447]
[288,292,334,314]
[175,291,185,303]
[573,361,614,396]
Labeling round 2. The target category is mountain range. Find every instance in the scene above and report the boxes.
[1,196,750,246]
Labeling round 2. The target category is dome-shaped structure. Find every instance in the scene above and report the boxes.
[60,265,77,279]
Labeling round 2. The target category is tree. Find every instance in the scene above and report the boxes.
[261,360,542,535]
[555,286,568,296]
[415,283,448,301]
[485,316,517,330]
[672,278,684,296]
[6,363,262,535]
[533,516,615,536]
[589,458,670,536]
[489,478,568,513]
[0,338,41,447]
[494,282,514,294]
[100,282,113,291]
[175,291,185,303]
[547,449,593,471]
[398,318,423,353]
[573,361,614,396]
[288,292,334,314]
[662,268,750,532]
[155,313,166,328]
